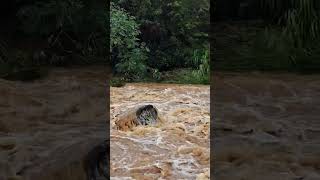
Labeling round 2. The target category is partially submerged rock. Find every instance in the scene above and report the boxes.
[20,137,107,180]
[84,140,109,180]
[115,105,160,131]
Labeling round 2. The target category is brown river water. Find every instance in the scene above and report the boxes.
[1,67,319,180]
[110,84,210,180]
[0,67,109,180]
[213,72,320,180]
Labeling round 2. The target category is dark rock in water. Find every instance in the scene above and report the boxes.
[84,140,109,180]
[115,104,160,131]
[136,105,158,125]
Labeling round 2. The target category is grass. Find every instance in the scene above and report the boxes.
[110,68,210,87]
[212,22,320,73]
[161,68,209,84]
[110,77,126,87]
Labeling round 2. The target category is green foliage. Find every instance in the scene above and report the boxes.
[189,49,210,84]
[260,0,320,46]
[150,68,161,80]
[16,0,107,65]
[0,47,47,81]
[252,28,299,70]
[2,0,211,83]
[116,0,209,71]
[114,48,147,80]
[253,28,320,72]
[256,0,320,72]
[110,3,140,51]
[17,0,83,35]
[160,49,209,84]
[110,2,148,80]
[110,77,126,87]
[109,0,210,83]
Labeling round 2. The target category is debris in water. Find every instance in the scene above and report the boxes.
[115,105,160,131]
[136,105,158,125]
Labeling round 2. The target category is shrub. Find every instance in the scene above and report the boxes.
[259,0,320,46]
[115,0,209,71]
[16,0,107,65]
[252,28,320,72]
[185,48,209,84]
[110,77,126,87]
[111,2,148,80]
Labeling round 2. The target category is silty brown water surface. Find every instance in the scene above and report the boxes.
[110,83,210,180]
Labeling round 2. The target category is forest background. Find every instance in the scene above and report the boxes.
[0,0,319,85]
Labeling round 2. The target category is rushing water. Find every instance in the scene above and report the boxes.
[110,83,210,179]
[1,67,319,180]
[213,72,320,180]
[0,67,108,180]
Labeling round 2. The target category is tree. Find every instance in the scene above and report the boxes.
[110,2,147,80]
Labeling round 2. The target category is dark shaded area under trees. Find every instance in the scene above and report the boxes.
[1,0,210,84]
[0,0,108,81]
[2,0,318,83]
[213,0,320,73]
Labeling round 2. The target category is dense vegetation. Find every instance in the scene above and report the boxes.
[214,0,320,73]
[110,0,210,84]
[0,0,108,81]
[1,0,319,83]
[0,0,210,84]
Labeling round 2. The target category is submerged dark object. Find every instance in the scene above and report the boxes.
[84,140,109,180]
[115,104,159,131]
[136,105,158,125]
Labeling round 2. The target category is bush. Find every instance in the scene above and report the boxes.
[115,0,209,71]
[110,77,126,87]
[16,0,107,65]
[252,28,320,72]
[188,49,209,84]
[259,0,320,46]
[111,2,148,80]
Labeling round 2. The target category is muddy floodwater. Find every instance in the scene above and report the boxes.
[0,67,108,180]
[1,67,320,180]
[110,84,210,179]
[213,72,320,180]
